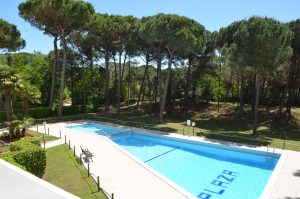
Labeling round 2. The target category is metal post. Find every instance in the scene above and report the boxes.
[88,163,90,177]
[183,128,184,135]
[112,193,114,199]
[97,176,100,192]
[64,135,66,144]
[37,125,38,132]
[80,153,82,165]
[43,135,45,149]
[69,140,70,150]
[59,130,61,138]
[193,127,194,136]
[283,140,286,150]
[47,128,49,135]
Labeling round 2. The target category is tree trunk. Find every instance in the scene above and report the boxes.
[225,68,233,103]
[117,52,122,114]
[104,51,110,112]
[82,67,87,106]
[49,36,58,108]
[277,86,287,116]
[127,57,132,106]
[217,61,221,113]
[253,68,261,135]
[23,98,29,117]
[137,53,149,107]
[58,32,67,117]
[159,51,173,123]
[184,56,192,112]
[70,66,74,105]
[4,92,13,121]
[239,71,245,116]
[89,54,94,95]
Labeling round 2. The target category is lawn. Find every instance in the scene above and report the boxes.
[43,144,107,199]
[0,130,58,153]
[27,129,58,142]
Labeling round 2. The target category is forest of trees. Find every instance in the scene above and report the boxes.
[0,0,300,135]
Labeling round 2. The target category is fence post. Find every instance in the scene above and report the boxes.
[59,130,61,138]
[43,135,45,149]
[80,153,82,165]
[64,135,66,144]
[47,128,49,135]
[97,176,100,192]
[193,127,195,136]
[68,140,70,150]
[112,193,114,199]
[182,128,184,135]
[88,163,90,177]
[283,140,286,150]
[37,125,38,132]
[73,146,76,157]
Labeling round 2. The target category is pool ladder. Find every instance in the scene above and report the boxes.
[266,145,275,166]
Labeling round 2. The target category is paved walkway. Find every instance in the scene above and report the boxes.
[30,121,300,199]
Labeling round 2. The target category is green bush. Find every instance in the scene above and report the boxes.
[63,105,93,115]
[28,107,56,119]
[1,138,46,178]
[13,146,46,178]
[10,137,41,151]
[0,111,6,122]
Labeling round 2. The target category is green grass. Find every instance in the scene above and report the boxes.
[43,144,107,199]
[27,129,58,142]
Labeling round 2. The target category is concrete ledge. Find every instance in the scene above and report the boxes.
[0,159,79,199]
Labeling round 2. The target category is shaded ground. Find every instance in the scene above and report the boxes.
[44,144,107,199]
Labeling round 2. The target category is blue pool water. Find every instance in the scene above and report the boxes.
[68,123,280,199]
[112,134,280,199]
[67,123,129,136]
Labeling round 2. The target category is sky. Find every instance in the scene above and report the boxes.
[0,0,299,54]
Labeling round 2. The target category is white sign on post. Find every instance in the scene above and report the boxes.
[187,120,191,126]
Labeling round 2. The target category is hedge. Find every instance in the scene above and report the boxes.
[28,107,56,119]
[0,138,46,178]
[62,105,93,115]
[0,105,94,122]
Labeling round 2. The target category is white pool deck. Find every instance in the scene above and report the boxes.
[29,120,300,199]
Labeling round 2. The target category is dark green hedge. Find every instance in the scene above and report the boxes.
[28,107,56,119]
[0,105,94,122]
[1,138,46,178]
[63,105,93,115]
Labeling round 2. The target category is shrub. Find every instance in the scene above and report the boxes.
[28,107,56,119]
[10,137,41,151]
[13,146,46,178]
[63,105,94,115]
[1,137,46,177]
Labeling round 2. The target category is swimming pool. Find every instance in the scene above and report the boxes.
[68,123,280,199]
[67,123,129,136]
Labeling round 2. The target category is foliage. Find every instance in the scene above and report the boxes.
[1,137,46,177]
[0,19,25,52]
